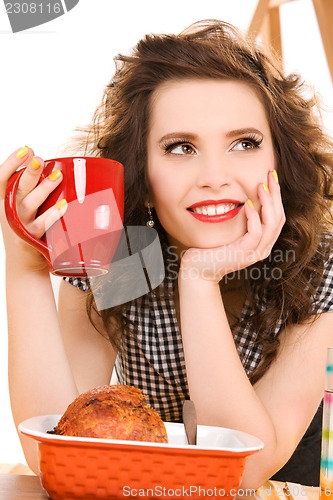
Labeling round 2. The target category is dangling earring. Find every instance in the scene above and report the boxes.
[146,202,155,228]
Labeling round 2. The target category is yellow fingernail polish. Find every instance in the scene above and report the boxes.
[48,169,62,181]
[31,157,40,170]
[16,146,29,158]
[272,169,279,183]
[263,182,269,193]
[55,199,67,210]
[247,199,254,208]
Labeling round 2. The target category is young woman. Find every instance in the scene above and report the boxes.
[1,20,333,488]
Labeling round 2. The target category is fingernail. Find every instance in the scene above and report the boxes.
[263,182,269,193]
[48,169,62,181]
[16,146,29,158]
[31,157,40,170]
[272,169,279,183]
[55,199,67,210]
[247,199,254,208]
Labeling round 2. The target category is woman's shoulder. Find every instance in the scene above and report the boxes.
[63,276,90,292]
[318,231,333,270]
[312,231,333,314]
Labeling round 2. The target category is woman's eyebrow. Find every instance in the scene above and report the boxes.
[225,127,263,138]
[159,128,263,143]
[159,132,198,144]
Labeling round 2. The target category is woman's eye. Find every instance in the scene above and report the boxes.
[165,142,196,155]
[230,136,263,152]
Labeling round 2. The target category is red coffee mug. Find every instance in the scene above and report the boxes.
[5,157,124,277]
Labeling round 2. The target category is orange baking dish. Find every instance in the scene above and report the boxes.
[19,415,263,499]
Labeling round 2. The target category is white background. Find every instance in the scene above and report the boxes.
[0,0,332,465]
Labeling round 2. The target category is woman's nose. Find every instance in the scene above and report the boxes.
[196,156,232,190]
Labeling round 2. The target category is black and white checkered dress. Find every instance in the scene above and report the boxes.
[65,244,333,423]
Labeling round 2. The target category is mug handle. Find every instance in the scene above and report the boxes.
[4,168,52,266]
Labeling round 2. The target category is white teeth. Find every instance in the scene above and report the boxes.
[192,203,238,216]
[216,204,235,215]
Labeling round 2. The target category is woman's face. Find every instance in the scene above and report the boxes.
[146,79,276,254]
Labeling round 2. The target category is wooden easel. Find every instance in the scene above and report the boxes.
[247,0,333,83]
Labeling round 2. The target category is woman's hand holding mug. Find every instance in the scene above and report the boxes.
[1,147,125,277]
[0,146,56,272]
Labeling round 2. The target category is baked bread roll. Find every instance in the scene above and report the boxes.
[49,384,168,443]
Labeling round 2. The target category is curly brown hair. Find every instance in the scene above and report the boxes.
[77,20,333,384]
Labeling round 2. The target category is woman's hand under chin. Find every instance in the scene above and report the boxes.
[179,170,285,284]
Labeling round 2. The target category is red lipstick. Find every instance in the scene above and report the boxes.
[187,199,244,223]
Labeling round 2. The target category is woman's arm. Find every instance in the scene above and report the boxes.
[178,170,332,488]
[6,263,78,473]
[179,272,333,488]
[0,148,116,473]
[7,274,116,474]
[58,279,117,395]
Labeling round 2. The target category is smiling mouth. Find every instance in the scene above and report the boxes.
[187,202,242,216]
